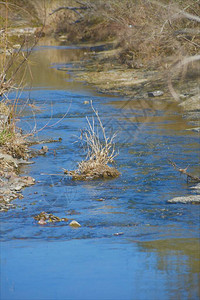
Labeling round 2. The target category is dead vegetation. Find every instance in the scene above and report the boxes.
[169,160,200,183]
[49,0,200,69]
[49,0,199,120]
[0,0,45,158]
[64,102,120,180]
[0,1,44,211]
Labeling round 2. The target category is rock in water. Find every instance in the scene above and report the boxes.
[148,90,164,97]
[69,220,81,228]
[38,219,47,225]
[167,195,200,204]
[39,146,49,155]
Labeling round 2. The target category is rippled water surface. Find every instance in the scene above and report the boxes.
[1,41,200,300]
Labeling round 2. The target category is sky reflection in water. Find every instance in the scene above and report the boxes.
[1,44,199,300]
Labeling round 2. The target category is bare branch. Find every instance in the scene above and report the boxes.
[49,5,88,16]
[169,160,200,182]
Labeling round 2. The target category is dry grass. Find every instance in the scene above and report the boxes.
[64,102,120,180]
[0,1,44,159]
[50,0,199,106]
[0,101,29,158]
[51,0,200,69]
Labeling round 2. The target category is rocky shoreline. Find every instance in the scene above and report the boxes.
[0,107,35,211]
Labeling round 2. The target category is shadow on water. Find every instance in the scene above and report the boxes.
[1,39,199,300]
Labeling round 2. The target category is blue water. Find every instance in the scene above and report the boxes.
[1,44,199,300]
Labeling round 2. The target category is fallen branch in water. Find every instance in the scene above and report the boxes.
[168,160,200,182]
[27,138,62,146]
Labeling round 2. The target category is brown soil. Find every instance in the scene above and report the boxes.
[65,164,120,181]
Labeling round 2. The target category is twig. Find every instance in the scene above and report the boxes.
[168,160,200,182]
[40,173,65,176]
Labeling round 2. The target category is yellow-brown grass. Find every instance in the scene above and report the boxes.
[64,102,120,180]
[50,0,199,69]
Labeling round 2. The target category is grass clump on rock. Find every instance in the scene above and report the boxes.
[64,103,120,180]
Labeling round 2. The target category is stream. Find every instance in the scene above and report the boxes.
[1,41,200,300]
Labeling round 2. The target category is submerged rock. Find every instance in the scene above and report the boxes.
[34,212,69,224]
[114,232,124,236]
[168,195,200,204]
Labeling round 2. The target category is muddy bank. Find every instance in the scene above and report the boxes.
[73,47,200,126]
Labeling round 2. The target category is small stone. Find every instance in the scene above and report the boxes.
[14,185,23,191]
[38,219,47,225]
[61,218,69,222]
[39,145,49,155]
[21,176,35,186]
[68,209,80,215]
[69,220,81,228]
[13,44,21,49]
[114,232,124,236]
[148,91,164,97]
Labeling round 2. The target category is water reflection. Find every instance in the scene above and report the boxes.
[109,98,196,133]
[139,238,200,300]
[1,40,200,300]
[18,40,92,90]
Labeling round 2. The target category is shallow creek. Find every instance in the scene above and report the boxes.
[1,41,199,300]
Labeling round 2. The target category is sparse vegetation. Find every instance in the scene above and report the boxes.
[0,0,44,158]
[64,102,120,180]
[0,1,42,211]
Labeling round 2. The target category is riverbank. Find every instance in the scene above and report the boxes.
[72,46,200,127]
[0,103,35,211]
[46,0,199,128]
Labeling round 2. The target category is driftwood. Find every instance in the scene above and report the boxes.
[27,137,62,146]
[169,160,200,182]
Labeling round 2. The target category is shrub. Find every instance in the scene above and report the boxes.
[64,102,120,180]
